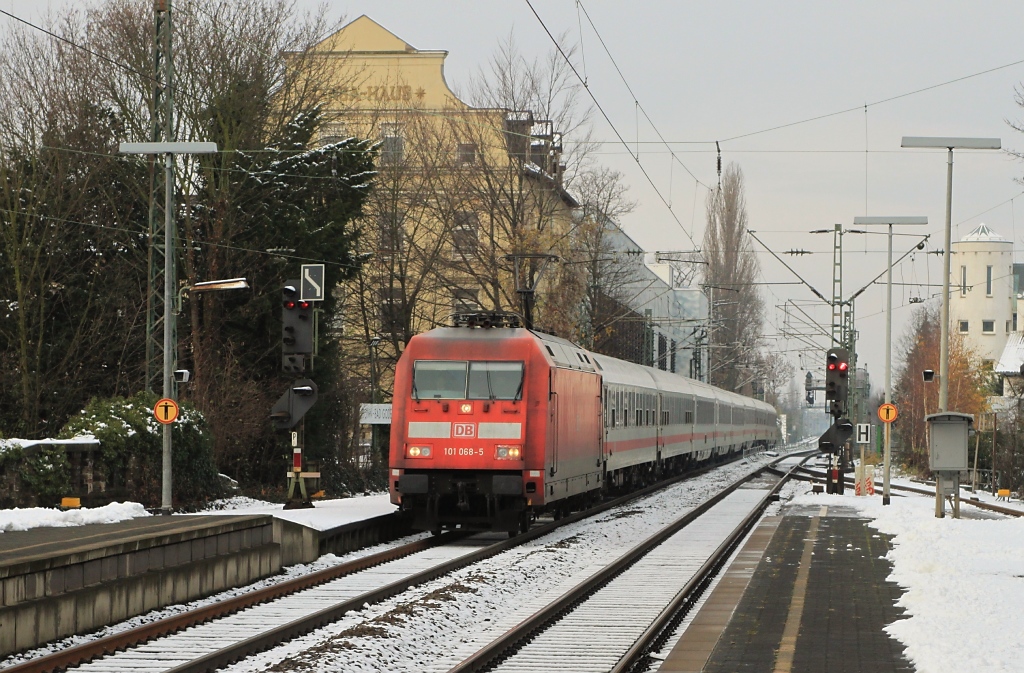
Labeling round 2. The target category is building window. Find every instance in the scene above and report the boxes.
[456,143,477,166]
[318,122,348,146]
[378,211,406,254]
[982,320,995,334]
[378,287,405,336]
[961,266,967,296]
[1007,320,1012,334]
[1015,313,1018,331]
[670,339,677,373]
[959,320,969,333]
[452,288,480,313]
[380,122,404,164]
[986,265,993,296]
[452,211,479,257]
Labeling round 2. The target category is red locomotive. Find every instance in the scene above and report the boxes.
[389,313,778,535]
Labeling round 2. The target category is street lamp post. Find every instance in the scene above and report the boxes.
[900,137,1000,412]
[120,141,218,514]
[369,336,383,465]
[175,278,250,314]
[853,216,928,505]
[902,136,999,518]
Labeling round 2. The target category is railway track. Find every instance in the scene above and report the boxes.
[445,460,800,673]
[8,452,801,673]
[793,465,1024,518]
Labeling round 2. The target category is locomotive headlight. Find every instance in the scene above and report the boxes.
[459,403,474,414]
[495,444,522,460]
[406,444,432,459]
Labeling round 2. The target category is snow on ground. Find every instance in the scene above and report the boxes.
[11,446,1023,673]
[0,501,149,533]
[194,493,397,531]
[787,486,1024,673]
[0,493,396,534]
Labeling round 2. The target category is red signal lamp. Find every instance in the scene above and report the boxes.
[283,300,296,310]
[298,300,311,310]
[827,363,836,371]
[838,362,849,372]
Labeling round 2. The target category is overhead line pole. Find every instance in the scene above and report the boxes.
[146,0,173,394]
[901,136,1001,413]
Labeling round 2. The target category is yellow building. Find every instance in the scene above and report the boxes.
[301,16,581,360]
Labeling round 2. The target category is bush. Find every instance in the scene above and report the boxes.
[21,445,72,506]
[60,391,222,508]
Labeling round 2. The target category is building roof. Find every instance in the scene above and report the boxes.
[960,223,1006,242]
[315,15,424,54]
[994,331,1024,375]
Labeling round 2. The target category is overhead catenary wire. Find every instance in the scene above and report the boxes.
[575,1,706,188]
[0,205,364,270]
[523,0,702,248]
[717,53,1024,144]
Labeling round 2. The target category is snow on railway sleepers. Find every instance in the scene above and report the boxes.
[219,456,784,673]
[70,540,494,673]
[492,488,770,673]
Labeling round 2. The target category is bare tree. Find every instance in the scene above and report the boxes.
[893,303,988,476]
[451,32,593,332]
[562,167,645,350]
[0,14,147,437]
[0,1,377,493]
[702,163,765,393]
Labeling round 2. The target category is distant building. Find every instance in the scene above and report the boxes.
[581,219,706,376]
[301,16,579,352]
[951,223,1014,367]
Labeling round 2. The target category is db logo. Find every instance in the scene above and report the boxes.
[453,423,476,438]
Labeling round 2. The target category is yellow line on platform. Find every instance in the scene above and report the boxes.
[773,505,826,673]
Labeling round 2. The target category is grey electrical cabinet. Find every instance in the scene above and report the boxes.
[926,412,973,472]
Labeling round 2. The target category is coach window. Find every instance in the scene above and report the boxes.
[467,361,524,400]
[413,360,468,399]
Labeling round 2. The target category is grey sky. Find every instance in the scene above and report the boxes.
[7,0,1024,400]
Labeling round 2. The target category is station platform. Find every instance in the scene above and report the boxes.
[660,502,914,673]
[0,514,315,657]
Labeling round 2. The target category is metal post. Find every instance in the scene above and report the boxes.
[707,286,713,383]
[147,0,173,393]
[936,148,953,515]
[854,215,928,503]
[972,415,981,493]
[161,149,175,514]
[369,337,380,467]
[832,224,843,346]
[883,223,893,505]
[939,148,953,412]
[993,412,998,496]
[159,2,175,512]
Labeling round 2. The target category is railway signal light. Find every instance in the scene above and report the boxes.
[270,378,319,430]
[282,280,314,365]
[825,347,850,418]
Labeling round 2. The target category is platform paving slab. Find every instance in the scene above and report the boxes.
[660,503,914,673]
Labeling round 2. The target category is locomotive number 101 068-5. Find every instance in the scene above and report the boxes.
[444,447,485,457]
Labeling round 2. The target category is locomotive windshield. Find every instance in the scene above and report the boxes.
[468,361,523,400]
[413,360,524,400]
